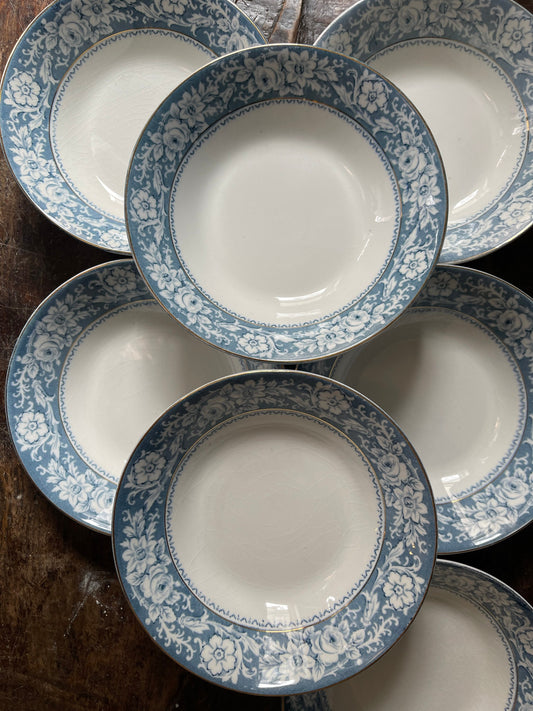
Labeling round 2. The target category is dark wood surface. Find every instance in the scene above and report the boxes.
[0,0,532,708]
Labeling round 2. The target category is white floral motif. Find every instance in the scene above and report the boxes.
[237,332,275,358]
[131,189,158,222]
[16,410,49,445]
[54,466,93,509]
[13,145,48,183]
[8,71,41,109]
[311,382,351,416]
[123,534,158,579]
[74,0,116,31]
[498,475,529,509]
[200,634,239,679]
[311,625,347,665]
[377,453,410,484]
[399,248,430,279]
[41,303,78,335]
[32,333,63,367]
[499,199,532,228]
[427,0,463,30]
[102,267,138,294]
[156,0,188,15]
[325,30,353,55]
[175,89,207,128]
[501,16,533,53]
[285,50,317,90]
[162,117,192,158]
[131,452,167,488]
[278,639,316,682]
[382,570,417,610]
[358,79,387,113]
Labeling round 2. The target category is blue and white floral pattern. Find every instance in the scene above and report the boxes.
[305,265,533,554]
[5,261,156,532]
[3,263,158,532]
[126,44,446,362]
[286,559,533,711]
[0,0,265,253]
[113,371,437,694]
[413,267,533,553]
[315,0,533,264]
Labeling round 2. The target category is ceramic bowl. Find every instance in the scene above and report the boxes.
[0,0,265,253]
[301,265,533,554]
[113,369,437,694]
[126,43,447,363]
[286,559,533,710]
[315,0,533,263]
[5,259,253,533]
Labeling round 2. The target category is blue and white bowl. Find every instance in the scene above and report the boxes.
[298,265,533,554]
[5,259,253,534]
[316,0,533,263]
[286,559,533,710]
[0,0,265,253]
[126,42,447,363]
[112,369,437,694]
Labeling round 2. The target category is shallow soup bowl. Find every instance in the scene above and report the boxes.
[0,0,265,252]
[5,259,254,534]
[112,370,437,694]
[308,265,533,554]
[126,43,447,363]
[316,0,533,263]
[286,559,533,710]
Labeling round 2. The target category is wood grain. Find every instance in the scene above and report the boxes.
[0,0,532,708]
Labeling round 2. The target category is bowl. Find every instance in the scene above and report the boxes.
[112,369,437,694]
[315,0,533,263]
[5,259,251,533]
[125,43,447,363]
[286,559,533,710]
[309,265,533,554]
[0,0,265,253]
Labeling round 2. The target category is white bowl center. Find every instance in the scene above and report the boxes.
[166,410,384,630]
[51,29,214,220]
[333,307,526,503]
[370,38,527,225]
[59,301,240,483]
[170,99,400,326]
[325,585,516,711]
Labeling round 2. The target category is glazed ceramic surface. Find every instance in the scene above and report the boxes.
[324,265,533,554]
[0,0,265,252]
[112,371,437,694]
[287,559,533,710]
[5,260,247,534]
[126,43,447,362]
[316,0,533,263]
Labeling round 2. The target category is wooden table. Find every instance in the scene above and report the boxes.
[0,0,532,708]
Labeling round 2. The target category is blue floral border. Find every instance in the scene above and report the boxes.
[0,0,265,253]
[315,0,533,264]
[112,370,437,694]
[126,43,447,362]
